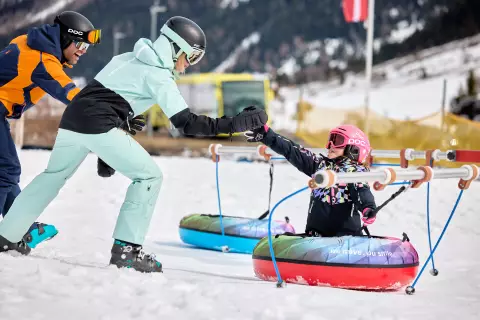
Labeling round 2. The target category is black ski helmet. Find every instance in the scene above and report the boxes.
[54,11,101,49]
[160,16,206,65]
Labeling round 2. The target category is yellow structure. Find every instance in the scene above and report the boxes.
[147,73,274,135]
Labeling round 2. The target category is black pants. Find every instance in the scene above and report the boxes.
[0,116,21,217]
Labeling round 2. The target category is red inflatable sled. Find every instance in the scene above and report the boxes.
[252,233,419,290]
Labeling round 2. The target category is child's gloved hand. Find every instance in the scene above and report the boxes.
[244,124,269,142]
[361,208,377,225]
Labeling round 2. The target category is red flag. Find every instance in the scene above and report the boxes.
[342,0,368,23]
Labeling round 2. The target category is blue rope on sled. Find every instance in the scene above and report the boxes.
[215,156,225,238]
[267,186,309,287]
[426,182,437,274]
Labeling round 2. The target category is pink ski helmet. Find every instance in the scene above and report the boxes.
[326,125,371,163]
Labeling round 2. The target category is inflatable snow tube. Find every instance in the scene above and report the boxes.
[252,234,419,290]
[179,214,295,254]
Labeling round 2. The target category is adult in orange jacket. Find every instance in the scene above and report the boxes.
[0,11,101,250]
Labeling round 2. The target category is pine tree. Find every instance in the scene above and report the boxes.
[467,69,477,97]
[458,84,466,99]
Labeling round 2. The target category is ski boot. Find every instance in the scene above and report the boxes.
[23,222,58,249]
[110,240,162,273]
[0,234,31,255]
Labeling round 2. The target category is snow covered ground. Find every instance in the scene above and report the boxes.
[1,150,480,320]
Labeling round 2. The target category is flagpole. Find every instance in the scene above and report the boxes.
[364,0,375,136]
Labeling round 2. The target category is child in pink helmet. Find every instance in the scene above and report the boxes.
[246,124,377,237]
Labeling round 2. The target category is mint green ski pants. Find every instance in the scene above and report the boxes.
[0,128,162,245]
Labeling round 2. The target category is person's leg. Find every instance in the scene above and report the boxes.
[0,129,89,243]
[3,183,20,214]
[83,128,163,245]
[3,174,60,248]
[0,117,21,218]
[0,188,11,217]
[82,128,163,272]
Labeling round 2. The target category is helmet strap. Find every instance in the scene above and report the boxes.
[59,36,72,64]
[169,41,184,62]
[175,48,184,61]
[60,36,72,50]
[344,145,360,163]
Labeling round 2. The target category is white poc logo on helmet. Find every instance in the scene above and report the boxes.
[68,29,83,35]
[348,138,368,147]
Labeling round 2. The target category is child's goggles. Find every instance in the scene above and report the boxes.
[326,132,348,149]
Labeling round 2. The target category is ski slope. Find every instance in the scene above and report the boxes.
[0,150,479,320]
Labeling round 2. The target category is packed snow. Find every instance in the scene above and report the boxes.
[0,150,479,320]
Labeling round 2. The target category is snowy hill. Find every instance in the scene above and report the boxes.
[276,33,480,123]
[0,150,479,319]
[1,0,456,80]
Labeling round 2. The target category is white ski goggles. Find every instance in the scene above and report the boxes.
[187,48,205,65]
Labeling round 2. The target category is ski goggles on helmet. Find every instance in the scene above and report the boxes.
[86,29,102,44]
[71,29,101,51]
[186,48,205,65]
[65,27,102,45]
[326,132,348,149]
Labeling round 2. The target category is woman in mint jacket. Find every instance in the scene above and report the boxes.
[0,16,267,273]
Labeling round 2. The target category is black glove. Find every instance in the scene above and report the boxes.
[120,114,146,136]
[231,106,268,133]
[97,158,115,178]
[245,125,269,142]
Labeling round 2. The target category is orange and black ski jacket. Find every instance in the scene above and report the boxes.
[0,24,79,119]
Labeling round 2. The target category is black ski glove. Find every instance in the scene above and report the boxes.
[245,125,269,142]
[120,114,146,136]
[230,106,268,133]
[97,158,115,178]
